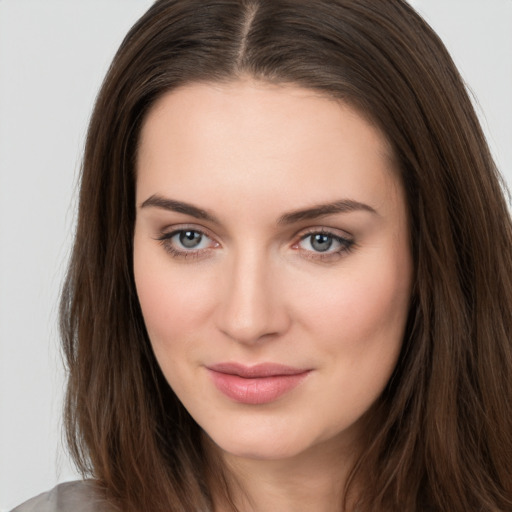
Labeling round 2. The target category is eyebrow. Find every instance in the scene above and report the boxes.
[140,195,219,223]
[277,199,378,224]
[140,194,377,224]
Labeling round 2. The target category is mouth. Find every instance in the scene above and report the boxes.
[206,362,311,405]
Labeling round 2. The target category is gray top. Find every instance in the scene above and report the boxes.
[11,481,113,512]
[12,479,437,511]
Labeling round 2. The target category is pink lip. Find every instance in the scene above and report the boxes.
[207,363,311,405]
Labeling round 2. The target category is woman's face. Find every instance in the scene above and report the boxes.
[133,80,412,461]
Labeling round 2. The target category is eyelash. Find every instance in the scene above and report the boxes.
[156,228,218,260]
[294,229,355,262]
[156,227,355,262]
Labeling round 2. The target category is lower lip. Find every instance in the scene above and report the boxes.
[208,370,310,405]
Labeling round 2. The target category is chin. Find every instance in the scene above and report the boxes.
[212,434,308,461]
[201,416,339,463]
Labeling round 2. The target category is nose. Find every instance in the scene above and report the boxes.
[215,248,291,345]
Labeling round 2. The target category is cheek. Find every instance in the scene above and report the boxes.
[290,261,410,431]
[133,242,217,351]
[133,253,220,403]
[289,250,411,385]
[295,265,408,337]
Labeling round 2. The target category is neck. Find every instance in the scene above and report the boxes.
[206,432,361,512]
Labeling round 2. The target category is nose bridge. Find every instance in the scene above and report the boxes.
[216,243,287,344]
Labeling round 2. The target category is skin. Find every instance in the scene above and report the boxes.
[133,80,412,511]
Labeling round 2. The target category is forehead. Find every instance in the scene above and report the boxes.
[138,79,393,160]
[136,80,401,220]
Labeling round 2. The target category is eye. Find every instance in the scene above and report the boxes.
[157,228,219,258]
[176,230,208,249]
[295,230,354,258]
[302,233,335,252]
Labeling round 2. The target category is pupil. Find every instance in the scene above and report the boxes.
[311,233,332,252]
[179,231,202,248]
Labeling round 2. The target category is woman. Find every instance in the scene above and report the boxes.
[13,0,512,511]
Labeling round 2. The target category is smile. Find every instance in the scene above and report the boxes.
[207,363,311,405]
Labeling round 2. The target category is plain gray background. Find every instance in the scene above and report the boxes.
[1,1,511,510]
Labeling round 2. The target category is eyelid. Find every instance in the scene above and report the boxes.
[291,226,355,260]
[156,224,221,259]
[157,223,219,241]
[296,225,353,238]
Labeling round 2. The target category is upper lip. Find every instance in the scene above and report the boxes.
[207,362,310,378]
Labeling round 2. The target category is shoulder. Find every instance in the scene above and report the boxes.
[11,480,114,512]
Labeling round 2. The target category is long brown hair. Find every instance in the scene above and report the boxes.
[60,1,512,510]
